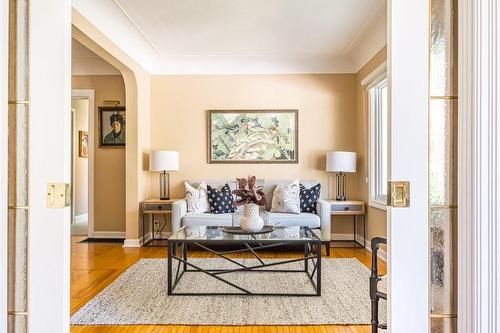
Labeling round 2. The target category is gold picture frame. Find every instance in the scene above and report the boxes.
[78,131,88,158]
[208,109,298,164]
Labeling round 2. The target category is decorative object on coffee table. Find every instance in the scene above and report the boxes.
[221,225,275,235]
[232,176,267,232]
[232,208,270,228]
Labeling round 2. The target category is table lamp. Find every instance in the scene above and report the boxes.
[326,151,357,201]
[150,150,179,200]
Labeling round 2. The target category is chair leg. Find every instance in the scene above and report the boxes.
[371,297,379,333]
[324,241,331,256]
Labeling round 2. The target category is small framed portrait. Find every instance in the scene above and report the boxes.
[99,106,126,148]
[78,131,89,158]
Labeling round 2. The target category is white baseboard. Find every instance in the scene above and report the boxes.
[123,238,141,248]
[91,231,125,239]
[74,213,88,224]
[330,233,387,263]
[123,231,172,248]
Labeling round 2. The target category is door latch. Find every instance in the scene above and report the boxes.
[387,181,410,207]
[47,183,71,208]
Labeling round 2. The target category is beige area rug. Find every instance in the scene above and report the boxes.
[71,258,386,325]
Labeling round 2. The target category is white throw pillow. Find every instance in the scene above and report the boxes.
[184,181,209,213]
[271,179,300,214]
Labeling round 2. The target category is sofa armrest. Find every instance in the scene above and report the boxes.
[316,199,331,241]
[172,199,188,232]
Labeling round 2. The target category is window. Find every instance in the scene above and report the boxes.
[367,69,388,209]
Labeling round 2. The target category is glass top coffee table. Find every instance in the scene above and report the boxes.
[167,226,322,296]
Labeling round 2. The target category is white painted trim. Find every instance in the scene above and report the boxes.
[331,233,367,243]
[330,233,387,263]
[366,66,389,213]
[369,199,387,211]
[123,238,142,248]
[74,213,88,224]
[0,0,8,329]
[361,61,388,87]
[91,231,126,239]
[123,231,172,248]
[458,0,500,331]
[110,0,160,54]
[72,89,95,238]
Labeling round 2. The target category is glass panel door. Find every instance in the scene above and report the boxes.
[7,0,29,331]
[429,0,457,331]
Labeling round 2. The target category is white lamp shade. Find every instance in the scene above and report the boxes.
[326,151,357,173]
[150,151,179,171]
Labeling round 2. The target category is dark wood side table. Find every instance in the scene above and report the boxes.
[141,199,176,247]
[328,200,367,248]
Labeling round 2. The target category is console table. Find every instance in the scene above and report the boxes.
[141,199,175,247]
[328,200,366,248]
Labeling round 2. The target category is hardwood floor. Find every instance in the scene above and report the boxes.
[71,237,386,333]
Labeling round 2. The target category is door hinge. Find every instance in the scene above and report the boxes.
[47,183,71,208]
[387,181,410,207]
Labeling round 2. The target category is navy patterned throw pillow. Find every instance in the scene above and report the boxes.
[299,183,321,213]
[207,184,236,214]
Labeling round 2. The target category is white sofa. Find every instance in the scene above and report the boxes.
[172,179,331,253]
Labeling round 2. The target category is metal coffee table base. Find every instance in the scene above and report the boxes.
[167,240,321,297]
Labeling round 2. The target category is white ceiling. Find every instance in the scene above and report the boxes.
[72,39,121,75]
[72,0,387,74]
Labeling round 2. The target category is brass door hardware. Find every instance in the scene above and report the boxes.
[47,183,71,208]
[387,181,410,207]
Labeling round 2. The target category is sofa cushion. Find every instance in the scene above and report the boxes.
[299,183,321,213]
[207,184,236,214]
[182,212,233,226]
[267,212,320,228]
[262,179,320,211]
[271,179,300,214]
[184,181,209,213]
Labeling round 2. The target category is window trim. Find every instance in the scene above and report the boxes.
[365,63,388,211]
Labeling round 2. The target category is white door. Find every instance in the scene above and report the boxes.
[3,0,72,332]
[29,0,72,331]
[387,0,430,332]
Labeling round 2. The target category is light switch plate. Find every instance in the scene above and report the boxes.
[387,181,410,207]
[47,183,71,208]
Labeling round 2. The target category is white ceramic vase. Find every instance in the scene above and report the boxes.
[240,203,264,232]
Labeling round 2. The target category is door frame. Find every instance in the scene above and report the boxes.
[457,0,500,331]
[71,89,95,237]
[0,0,9,330]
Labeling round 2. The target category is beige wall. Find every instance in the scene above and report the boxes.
[72,16,152,242]
[72,75,126,232]
[150,74,365,234]
[355,46,388,240]
[72,99,89,217]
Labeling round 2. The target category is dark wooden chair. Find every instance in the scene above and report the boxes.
[370,236,387,332]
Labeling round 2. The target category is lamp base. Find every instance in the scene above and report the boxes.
[159,171,170,201]
[336,172,347,201]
